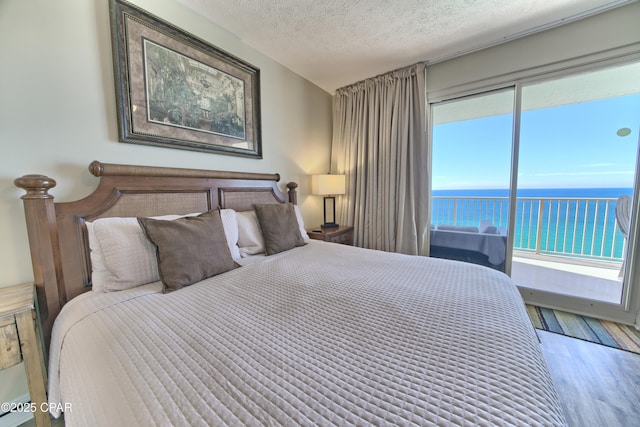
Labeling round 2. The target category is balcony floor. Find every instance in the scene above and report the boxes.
[511,252,623,304]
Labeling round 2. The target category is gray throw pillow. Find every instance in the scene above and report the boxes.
[138,210,236,292]
[254,203,306,255]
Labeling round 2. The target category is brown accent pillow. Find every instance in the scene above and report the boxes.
[254,203,306,255]
[138,210,236,292]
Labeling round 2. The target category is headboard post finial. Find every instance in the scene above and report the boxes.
[14,174,64,348]
[287,182,298,205]
[89,160,104,177]
[14,175,57,199]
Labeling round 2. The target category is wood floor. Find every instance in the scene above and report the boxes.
[538,329,640,427]
[17,331,640,427]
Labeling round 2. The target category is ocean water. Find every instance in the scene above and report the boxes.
[431,188,633,260]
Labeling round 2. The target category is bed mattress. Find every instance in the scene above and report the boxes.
[48,241,566,426]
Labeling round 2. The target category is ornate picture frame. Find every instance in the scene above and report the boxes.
[109,0,262,158]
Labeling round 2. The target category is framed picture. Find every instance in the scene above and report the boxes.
[109,0,262,158]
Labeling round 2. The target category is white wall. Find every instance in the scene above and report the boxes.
[0,0,332,408]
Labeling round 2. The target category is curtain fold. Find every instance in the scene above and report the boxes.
[331,63,429,255]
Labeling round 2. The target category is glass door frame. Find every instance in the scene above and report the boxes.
[428,85,519,275]
[505,83,521,277]
[427,58,640,325]
[513,62,640,324]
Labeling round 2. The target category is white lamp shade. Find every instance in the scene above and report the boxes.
[311,174,346,195]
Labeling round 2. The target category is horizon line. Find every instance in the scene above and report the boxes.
[432,186,634,190]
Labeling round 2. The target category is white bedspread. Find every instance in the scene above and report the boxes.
[49,241,566,426]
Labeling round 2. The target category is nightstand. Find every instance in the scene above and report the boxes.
[0,283,50,427]
[307,225,354,245]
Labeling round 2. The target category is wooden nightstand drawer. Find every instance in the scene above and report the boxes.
[0,315,21,369]
[328,230,352,244]
[307,226,354,246]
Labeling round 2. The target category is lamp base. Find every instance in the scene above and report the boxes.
[321,196,338,230]
[321,222,339,229]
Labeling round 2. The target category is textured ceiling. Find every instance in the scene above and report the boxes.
[176,0,631,93]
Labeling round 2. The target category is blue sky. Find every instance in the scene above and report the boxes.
[432,94,640,190]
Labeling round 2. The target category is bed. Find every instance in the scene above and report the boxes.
[15,161,567,426]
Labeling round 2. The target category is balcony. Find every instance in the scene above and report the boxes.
[431,195,626,303]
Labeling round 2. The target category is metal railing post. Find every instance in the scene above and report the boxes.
[536,200,544,255]
[453,199,458,225]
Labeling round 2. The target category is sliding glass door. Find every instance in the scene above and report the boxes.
[430,60,640,318]
[512,62,640,306]
[430,89,515,273]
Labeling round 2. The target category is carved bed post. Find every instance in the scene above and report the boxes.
[287,182,298,205]
[14,174,64,347]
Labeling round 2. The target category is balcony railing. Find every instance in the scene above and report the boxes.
[432,196,626,261]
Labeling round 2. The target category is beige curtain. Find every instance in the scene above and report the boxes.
[331,63,429,255]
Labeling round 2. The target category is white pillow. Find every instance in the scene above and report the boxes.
[219,209,241,260]
[89,216,167,291]
[294,205,310,242]
[236,210,265,257]
[88,211,240,292]
[86,221,109,293]
[236,205,309,257]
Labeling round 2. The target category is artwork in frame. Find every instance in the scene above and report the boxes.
[109,0,262,158]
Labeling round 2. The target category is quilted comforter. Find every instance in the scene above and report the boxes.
[49,241,566,426]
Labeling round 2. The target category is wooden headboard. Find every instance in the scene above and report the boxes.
[14,161,298,346]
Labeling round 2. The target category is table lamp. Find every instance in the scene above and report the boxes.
[311,174,345,228]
